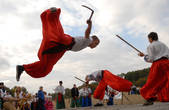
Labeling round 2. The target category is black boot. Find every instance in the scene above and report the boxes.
[94,103,103,107]
[143,98,155,106]
[16,65,24,81]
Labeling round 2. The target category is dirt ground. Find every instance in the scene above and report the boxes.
[53,92,145,109]
[61,102,169,110]
[52,93,169,110]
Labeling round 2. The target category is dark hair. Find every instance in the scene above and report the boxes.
[0,82,4,85]
[92,35,100,42]
[59,81,63,84]
[148,32,158,41]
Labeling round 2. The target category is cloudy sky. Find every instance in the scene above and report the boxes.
[0,0,169,94]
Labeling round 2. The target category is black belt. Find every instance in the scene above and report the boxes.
[153,57,168,62]
[66,37,75,50]
[42,38,75,55]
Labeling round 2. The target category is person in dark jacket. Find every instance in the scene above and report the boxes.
[70,84,80,108]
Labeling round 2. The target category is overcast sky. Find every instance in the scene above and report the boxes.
[0,0,169,94]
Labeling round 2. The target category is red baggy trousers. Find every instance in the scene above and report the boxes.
[157,82,169,102]
[140,59,169,100]
[23,9,73,78]
[93,70,132,100]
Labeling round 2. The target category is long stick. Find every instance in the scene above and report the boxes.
[74,76,86,83]
[116,35,142,53]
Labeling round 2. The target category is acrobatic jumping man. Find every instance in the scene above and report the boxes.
[85,70,132,106]
[16,7,100,81]
[138,32,169,105]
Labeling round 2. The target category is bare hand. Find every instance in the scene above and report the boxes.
[87,20,92,25]
[138,52,145,57]
[50,7,57,12]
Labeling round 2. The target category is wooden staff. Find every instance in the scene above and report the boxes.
[74,76,86,83]
[116,35,142,53]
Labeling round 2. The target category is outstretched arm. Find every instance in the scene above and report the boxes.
[85,20,92,39]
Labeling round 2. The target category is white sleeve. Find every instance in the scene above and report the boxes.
[79,89,83,96]
[55,87,59,93]
[144,45,154,63]
[62,87,65,95]
[88,88,92,94]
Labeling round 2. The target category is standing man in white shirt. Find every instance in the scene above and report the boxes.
[54,81,65,109]
[138,32,169,106]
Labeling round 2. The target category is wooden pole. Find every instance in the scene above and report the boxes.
[116,35,142,53]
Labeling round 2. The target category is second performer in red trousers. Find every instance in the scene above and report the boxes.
[85,70,133,106]
[16,7,100,81]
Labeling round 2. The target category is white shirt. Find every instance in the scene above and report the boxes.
[79,87,91,97]
[4,94,12,98]
[71,37,92,52]
[87,70,103,82]
[54,85,65,95]
[88,88,92,94]
[144,41,169,63]
[0,89,6,97]
[14,92,23,99]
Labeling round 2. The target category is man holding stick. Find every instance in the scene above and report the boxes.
[85,70,132,106]
[138,32,169,105]
[16,7,100,81]
[116,32,169,105]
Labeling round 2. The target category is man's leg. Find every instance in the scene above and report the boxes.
[93,80,107,100]
[140,60,169,105]
[16,51,66,81]
[93,80,106,106]
[103,70,132,92]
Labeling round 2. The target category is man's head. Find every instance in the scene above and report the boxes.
[59,81,63,86]
[148,32,158,43]
[85,75,90,84]
[40,86,43,91]
[73,84,76,88]
[89,35,100,48]
[0,82,4,89]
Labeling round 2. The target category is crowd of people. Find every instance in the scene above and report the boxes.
[0,80,120,110]
[0,82,54,110]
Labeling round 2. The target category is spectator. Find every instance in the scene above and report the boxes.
[37,86,46,110]
[79,84,92,107]
[45,93,54,110]
[0,82,17,110]
[31,94,38,110]
[70,84,80,108]
[87,85,92,106]
[106,86,117,106]
[131,85,137,95]
[79,86,88,107]
[54,81,65,109]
